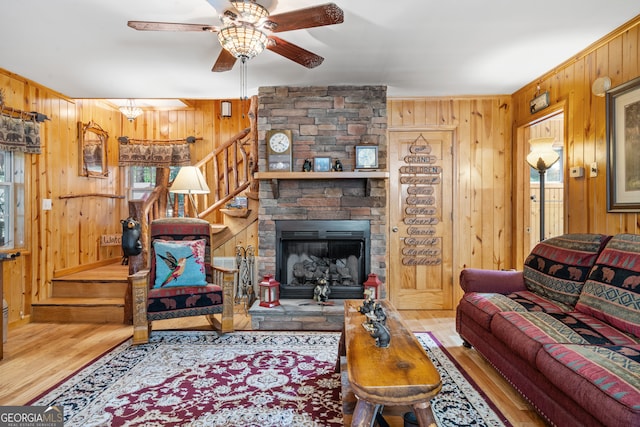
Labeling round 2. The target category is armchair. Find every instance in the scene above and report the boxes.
[129,217,235,344]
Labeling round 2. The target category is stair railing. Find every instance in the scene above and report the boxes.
[128,96,259,274]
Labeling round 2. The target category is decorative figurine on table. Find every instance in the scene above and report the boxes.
[302,159,313,172]
[369,321,391,348]
[332,159,343,171]
[314,277,330,302]
[358,295,375,315]
[372,302,387,325]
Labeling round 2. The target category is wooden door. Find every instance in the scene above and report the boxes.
[389,130,454,309]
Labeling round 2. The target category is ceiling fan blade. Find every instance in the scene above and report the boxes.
[266,3,344,33]
[267,35,324,69]
[212,48,238,72]
[127,21,218,32]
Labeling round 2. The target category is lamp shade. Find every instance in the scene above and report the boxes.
[170,166,210,194]
[526,137,560,171]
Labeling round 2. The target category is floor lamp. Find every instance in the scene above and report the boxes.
[170,166,210,217]
[527,137,560,242]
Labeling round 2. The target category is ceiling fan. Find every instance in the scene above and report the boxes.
[127,1,344,72]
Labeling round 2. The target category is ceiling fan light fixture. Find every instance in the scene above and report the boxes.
[230,0,269,24]
[119,99,143,122]
[218,24,268,60]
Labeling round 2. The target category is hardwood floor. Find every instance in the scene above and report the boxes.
[0,306,546,426]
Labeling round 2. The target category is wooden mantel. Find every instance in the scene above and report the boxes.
[254,171,389,198]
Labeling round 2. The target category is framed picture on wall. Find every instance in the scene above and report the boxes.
[606,76,640,212]
[355,145,378,169]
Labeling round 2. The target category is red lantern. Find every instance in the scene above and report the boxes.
[363,273,382,300]
[259,274,280,308]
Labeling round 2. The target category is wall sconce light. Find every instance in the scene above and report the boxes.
[592,77,611,97]
[221,101,232,118]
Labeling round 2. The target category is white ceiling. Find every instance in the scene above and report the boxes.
[2,0,639,101]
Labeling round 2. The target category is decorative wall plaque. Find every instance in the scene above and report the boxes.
[399,166,442,174]
[407,227,437,235]
[402,257,442,266]
[401,247,441,256]
[406,196,436,205]
[404,217,439,225]
[405,207,437,215]
[407,186,434,195]
[409,144,432,154]
[401,176,441,184]
[398,137,443,267]
[403,155,437,164]
[404,237,439,246]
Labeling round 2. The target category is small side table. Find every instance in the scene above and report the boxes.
[0,251,20,360]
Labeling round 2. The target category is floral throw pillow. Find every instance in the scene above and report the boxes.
[152,239,207,288]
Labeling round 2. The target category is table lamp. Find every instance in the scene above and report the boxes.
[169,166,210,217]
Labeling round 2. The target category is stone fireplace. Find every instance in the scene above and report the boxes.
[256,85,388,301]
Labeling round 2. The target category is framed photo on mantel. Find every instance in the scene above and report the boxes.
[355,145,378,170]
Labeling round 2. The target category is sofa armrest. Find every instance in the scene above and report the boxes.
[459,268,526,294]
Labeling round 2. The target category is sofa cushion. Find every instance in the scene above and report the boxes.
[492,311,640,365]
[460,268,526,293]
[537,343,640,426]
[147,284,223,318]
[459,290,573,331]
[524,234,611,307]
[576,233,640,339]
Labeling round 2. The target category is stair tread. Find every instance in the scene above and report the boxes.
[33,297,124,306]
[54,264,128,281]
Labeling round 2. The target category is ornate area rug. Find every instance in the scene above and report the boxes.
[30,331,510,427]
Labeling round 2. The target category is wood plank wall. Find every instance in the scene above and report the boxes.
[511,16,640,264]
[0,67,248,325]
[1,13,639,324]
[388,98,512,303]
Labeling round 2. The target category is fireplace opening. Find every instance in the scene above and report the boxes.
[276,220,370,299]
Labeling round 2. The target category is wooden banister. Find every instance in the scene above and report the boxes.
[127,96,259,273]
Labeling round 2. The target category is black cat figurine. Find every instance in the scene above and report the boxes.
[302,159,312,172]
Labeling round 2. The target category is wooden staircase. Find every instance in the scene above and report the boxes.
[31,97,260,324]
[31,264,129,323]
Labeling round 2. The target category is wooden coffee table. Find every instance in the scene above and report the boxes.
[339,299,442,427]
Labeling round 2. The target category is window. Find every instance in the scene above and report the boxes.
[128,166,184,216]
[129,166,157,200]
[0,150,25,249]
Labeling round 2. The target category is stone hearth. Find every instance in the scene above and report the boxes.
[248,299,346,331]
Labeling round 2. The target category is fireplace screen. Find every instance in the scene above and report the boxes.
[276,220,370,299]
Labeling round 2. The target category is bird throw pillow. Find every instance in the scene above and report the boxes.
[152,239,207,288]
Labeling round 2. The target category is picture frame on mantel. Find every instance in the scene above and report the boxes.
[314,157,331,172]
[606,76,640,212]
[355,145,378,170]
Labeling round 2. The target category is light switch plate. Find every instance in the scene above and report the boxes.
[42,199,52,210]
[590,162,598,177]
[570,166,584,178]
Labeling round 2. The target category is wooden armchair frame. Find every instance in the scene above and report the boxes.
[129,218,235,345]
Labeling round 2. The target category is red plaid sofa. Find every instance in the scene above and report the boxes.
[456,233,640,426]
